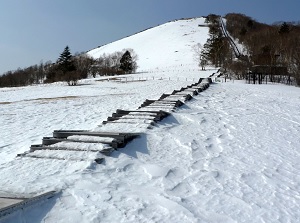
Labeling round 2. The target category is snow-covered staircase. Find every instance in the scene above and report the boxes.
[19,131,138,164]
[17,78,212,164]
[5,77,212,220]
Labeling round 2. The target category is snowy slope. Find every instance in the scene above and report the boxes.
[87,17,208,72]
[1,17,300,223]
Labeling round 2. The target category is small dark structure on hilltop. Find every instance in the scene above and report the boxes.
[248,65,291,84]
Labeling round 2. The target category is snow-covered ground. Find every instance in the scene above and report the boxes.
[0,17,300,223]
[1,77,300,223]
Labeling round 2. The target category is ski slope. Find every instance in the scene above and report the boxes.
[0,17,300,223]
[87,17,209,72]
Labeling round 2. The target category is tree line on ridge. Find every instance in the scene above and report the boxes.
[0,47,138,87]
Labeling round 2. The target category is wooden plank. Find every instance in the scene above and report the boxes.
[95,122,154,132]
[30,144,114,154]
[0,198,24,209]
[140,100,180,108]
[108,115,159,122]
[146,103,179,108]
[103,119,155,126]
[112,112,157,119]
[116,109,162,114]
[19,153,105,164]
[191,86,204,92]
[180,89,198,95]
[136,107,174,112]
[116,109,170,118]
[159,94,171,100]
[52,130,139,142]
[139,99,156,107]
[31,148,106,159]
[198,83,209,88]
[168,93,193,101]
[151,100,180,105]
[0,191,57,219]
[201,78,212,84]
[42,137,122,148]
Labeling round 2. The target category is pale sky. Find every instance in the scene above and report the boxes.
[0,0,299,74]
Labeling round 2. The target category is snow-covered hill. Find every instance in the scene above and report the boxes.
[87,17,209,72]
[0,17,300,223]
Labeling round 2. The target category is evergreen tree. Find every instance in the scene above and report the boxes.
[279,22,290,35]
[120,51,133,73]
[55,46,80,85]
[57,46,76,74]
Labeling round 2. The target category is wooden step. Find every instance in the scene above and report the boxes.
[150,100,183,106]
[136,107,175,113]
[18,151,105,164]
[30,143,114,155]
[0,191,57,219]
[159,93,171,100]
[116,109,170,120]
[171,88,186,95]
[52,130,139,143]
[42,136,123,148]
[139,99,156,107]
[116,109,169,114]
[166,94,193,101]
[140,105,176,112]
[102,119,155,125]
[190,86,204,92]
[95,122,154,132]
[31,147,107,157]
[108,114,159,122]
[112,112,157,118]
[201,78,212,83]
[195,83,209,89]
[139,100,182,108]
[180,89,198,95]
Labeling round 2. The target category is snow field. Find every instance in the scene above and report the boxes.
[0,71,207,165]
[1,78,300,222]
[0,16,300,222]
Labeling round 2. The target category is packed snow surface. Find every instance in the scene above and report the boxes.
[0,17,300,223]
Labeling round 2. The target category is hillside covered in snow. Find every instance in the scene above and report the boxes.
[0,17,300,223]
[87,17,209,72]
